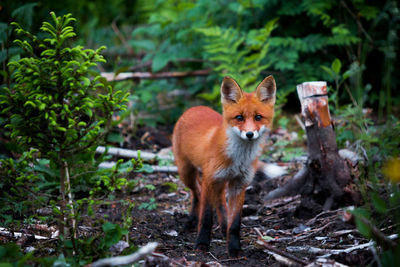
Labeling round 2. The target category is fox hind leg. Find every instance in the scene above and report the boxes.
[216,186,228,237]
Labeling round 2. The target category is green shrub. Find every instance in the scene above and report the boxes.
[0,11,128,242]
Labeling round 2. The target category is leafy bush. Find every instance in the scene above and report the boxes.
[339,113,400,266]
[0,11,128,246]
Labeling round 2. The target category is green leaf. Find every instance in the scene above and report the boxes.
[135,164,154,173]
[38,103,46,110]
[342,69,353,80]
[321,65,335,78]
[370,192,387,214]
[106,132,124,143]
[350,208,371,238]
[24,101,36,108]
[81,77,91,87]
[331,58,341,75]
[85,109,93,117]
[152,53,171,72]
[11,3,37,29]
[130,40,156,52]
[355,217,371,238]
[102,221,116,232]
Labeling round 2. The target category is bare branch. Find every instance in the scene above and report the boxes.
[101,69,211,81]
[91,242,158,267]
[254,228,309,266]
[98,161,178,173]
[96,146,173,161]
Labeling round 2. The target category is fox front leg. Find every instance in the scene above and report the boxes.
[195,179,225,251]
[226,182,246,258]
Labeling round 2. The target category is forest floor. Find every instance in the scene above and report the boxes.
[119,169,374,267]
[0,126,377,266]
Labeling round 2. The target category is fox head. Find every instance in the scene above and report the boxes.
[221,76,276,141]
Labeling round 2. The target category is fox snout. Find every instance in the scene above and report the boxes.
[231,125,266,141]
[246,131,254,139]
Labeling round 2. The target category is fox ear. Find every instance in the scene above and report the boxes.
[221,77,243,104]
[256,75,276,104]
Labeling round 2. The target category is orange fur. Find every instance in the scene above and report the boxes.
[172,76,276,257]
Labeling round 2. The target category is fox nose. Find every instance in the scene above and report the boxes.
[246,131,254,139]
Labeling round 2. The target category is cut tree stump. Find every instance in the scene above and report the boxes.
[264,81,353,210]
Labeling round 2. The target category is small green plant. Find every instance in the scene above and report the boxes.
[346,116,400,266]
[0,149,45,225]
[0,11,127,245]
[0,243,35,266]
[99,222,129,252]
[138,197,157,211]
[162,182,178,192]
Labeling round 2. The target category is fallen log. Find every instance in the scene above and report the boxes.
[96,146,284,175]
[264,81,354,210]
[101,69,211,81]
[96,146,173,161]
[98,161,178,173]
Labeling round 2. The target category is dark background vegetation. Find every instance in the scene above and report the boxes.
[2,0,399,121]
[0,0,399,266]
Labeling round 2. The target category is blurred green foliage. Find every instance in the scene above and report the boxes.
[2,0,399,125]
[0,0,400,265]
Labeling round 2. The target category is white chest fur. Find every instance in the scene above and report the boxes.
[214,127,265,185]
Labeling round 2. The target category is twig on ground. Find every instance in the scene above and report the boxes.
[306,258,350,267]
[90,242,158,267]
[269,252,299,266]
[207,251,220,262]
[358,216,397,250]
[264,195,301,209]
[219,257,247,262]
[305,209,341,226]
[329,229,358,238]
[0,227,49,240]
[287,234,398,258]
[370,245,383,267]
[254,227,309,266]
[288,221,335,245]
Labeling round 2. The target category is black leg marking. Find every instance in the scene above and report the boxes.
[228,213,241,257]
[195,204,213,251]
[185,196,199,231]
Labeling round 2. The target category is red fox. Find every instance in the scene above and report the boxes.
[172,76,276,257]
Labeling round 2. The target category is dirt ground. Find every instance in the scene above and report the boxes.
[1,126,378,266]
[117,170,374,267]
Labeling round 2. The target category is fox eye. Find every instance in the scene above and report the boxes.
[255,115,262,121]
[235,115,244,121]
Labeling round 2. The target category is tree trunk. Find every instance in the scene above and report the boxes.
[59,153,77,253]
[59,154,66,238]
[264,81,353,210]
